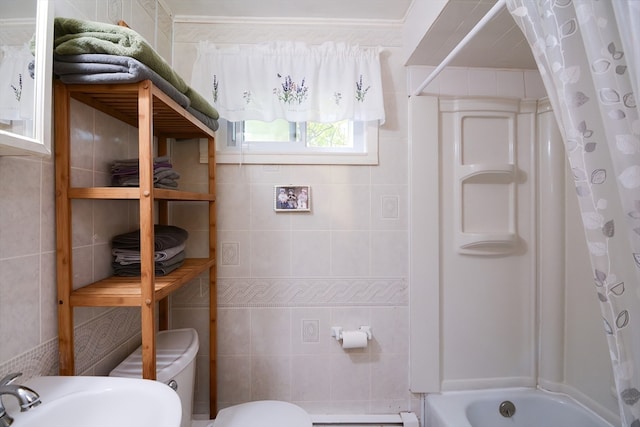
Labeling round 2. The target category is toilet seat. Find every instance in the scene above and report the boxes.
[212,400,312,427]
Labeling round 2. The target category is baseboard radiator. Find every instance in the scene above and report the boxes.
[311,412,419,427]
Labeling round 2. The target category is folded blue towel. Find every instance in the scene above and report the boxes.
[112,250,186,276]
[111,225,188,251]
[54,53,190,109]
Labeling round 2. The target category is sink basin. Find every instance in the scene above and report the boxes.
[5,376,182,427]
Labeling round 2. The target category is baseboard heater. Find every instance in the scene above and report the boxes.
[311,412,419,426]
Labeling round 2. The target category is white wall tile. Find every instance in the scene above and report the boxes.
[371,353,410,400]
[291,230,331,277]
[250,308,292,355]
[216,163,252,185]
[371,138,408,186]
[328,186,371,230]
[218,355,251,404]
[0,256,40,360]
[250,230,292,277]
[250,356,292,400]
[249,164,292,184]
[292,354,332,401]
[93,200,132,245]
[218,308,251,355]
[439,68,470,96]
[130,1,156,46]
[370,231,408,277]
[172,306,210,355]
[467,69,497,97]
[497,70,526,99]
[0,157,41,258]
[329,353,370,400]
[330,231,370,277]
[369,307,409,355]
[217,230,251,278]
[217,183,252,230]
[69,100,95,172]
[524,70,547,99]
[93,110,130,174]
[291,308,332,355]
[371,185,408,230]
[329,165,371,185]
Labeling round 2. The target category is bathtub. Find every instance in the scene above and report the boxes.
[425,388,613,427]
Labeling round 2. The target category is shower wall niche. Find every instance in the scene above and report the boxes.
[442,98,536,255]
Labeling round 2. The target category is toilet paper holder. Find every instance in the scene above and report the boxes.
[330,325,372,341]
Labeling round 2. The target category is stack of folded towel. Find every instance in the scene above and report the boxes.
[111,155,180,189]
[111,224,188,276]
[52,17,220,132]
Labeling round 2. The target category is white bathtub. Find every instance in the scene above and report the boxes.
[425,388,613,427]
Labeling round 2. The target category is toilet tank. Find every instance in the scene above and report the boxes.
[110,328,199,427]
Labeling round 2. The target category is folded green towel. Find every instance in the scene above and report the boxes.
[54,17,220,120]
[54,18,190,94]
[185,87,219,120]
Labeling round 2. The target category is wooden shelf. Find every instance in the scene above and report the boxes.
[65,81,216,139]
[70,258,215,306]
[54,79,218,416]
[69,187,216,201]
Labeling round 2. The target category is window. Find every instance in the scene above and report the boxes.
[207,118,379,165]
[191,41,385,165]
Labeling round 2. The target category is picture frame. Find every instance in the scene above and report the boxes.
[274,185,311,212]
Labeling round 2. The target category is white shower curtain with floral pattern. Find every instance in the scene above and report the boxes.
[507,0,640,425]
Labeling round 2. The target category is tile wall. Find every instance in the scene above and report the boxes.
[0,0,172,382]
[169,17,413,416]
[2,0,610,423]
[169,16,548,416]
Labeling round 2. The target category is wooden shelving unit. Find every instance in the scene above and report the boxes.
[54,80,217,414]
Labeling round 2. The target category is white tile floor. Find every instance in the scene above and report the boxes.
[190,421,213,427]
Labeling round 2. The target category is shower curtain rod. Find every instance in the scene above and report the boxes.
[411,0,507,96]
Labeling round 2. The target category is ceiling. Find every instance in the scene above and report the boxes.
[406,0,536,69]
[163,0,537,70]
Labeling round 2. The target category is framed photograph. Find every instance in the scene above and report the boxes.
[274,185,311,212]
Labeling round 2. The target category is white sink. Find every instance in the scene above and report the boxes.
[5,376,182,427]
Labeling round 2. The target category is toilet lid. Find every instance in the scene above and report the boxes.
[213,401,312,427]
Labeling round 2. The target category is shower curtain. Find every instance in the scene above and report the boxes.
[507,0,640,425]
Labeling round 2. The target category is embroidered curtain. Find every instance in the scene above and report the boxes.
[507,0,640,425]
[0,44,35,122]
[191,41,385,124]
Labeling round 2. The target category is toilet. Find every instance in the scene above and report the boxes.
[211,400,312,427]
[109,328,199,427]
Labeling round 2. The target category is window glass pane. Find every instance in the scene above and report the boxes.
[215,118,377,164]
[306,120,352,148]
[244,119,297,142]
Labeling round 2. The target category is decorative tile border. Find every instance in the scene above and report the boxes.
[218,277,408,307]
[2,278,406,378]
[0,307,140,379]
[0,339,58,380]
[74,308,140,374]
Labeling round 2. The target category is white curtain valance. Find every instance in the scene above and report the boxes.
[191,41,385,124]
[0,45,35,121]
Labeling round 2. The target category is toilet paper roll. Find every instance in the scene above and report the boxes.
[341,330,368,349]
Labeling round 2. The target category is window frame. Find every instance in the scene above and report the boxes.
[201,119,379,165]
